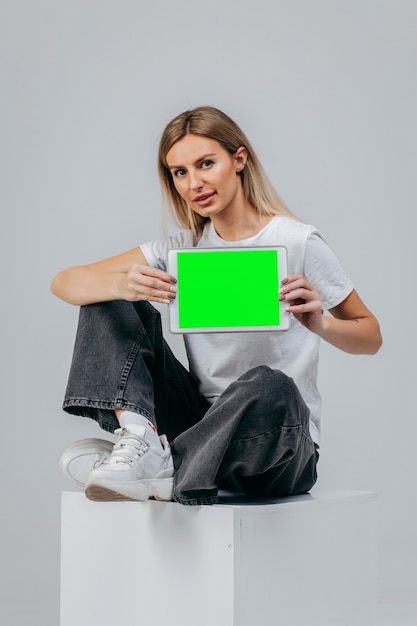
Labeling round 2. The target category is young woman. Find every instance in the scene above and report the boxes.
[51,106,382,505]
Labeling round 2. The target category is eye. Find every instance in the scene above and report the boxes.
[173,168,186,178]
[201,159,213,169]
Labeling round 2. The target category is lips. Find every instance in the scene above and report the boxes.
[193,192,216,207]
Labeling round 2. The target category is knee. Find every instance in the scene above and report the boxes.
[238,366,306,426]
[240,365,298,397]
[80,300,133,321]
[79,300,160,333]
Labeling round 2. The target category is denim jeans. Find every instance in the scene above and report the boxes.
[63,301,318,505]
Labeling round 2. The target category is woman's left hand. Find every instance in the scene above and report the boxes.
[279,274,382,354]
[279,274,323,334]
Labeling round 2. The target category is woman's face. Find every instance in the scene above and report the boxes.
[165,134,248,221]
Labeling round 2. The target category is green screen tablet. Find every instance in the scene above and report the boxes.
[167,247,289,333]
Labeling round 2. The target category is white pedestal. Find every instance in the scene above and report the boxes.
[61,489,377,626]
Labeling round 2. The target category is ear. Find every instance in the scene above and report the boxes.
[234,146,248,173]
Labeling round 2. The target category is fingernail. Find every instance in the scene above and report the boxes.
[281,278,288,285]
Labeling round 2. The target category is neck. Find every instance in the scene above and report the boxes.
[211,206,272,242]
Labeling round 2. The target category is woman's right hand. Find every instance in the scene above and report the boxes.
[119,263,177,304]
[51,247,177,307]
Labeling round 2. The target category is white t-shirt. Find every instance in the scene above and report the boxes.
[140,216,354,444]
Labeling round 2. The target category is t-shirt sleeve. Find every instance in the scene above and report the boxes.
[139,231,195,271]
[304,230,354,311]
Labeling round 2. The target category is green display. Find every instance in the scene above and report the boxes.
[177,250,280,329]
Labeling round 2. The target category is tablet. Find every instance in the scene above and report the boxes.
[167,246,289,333]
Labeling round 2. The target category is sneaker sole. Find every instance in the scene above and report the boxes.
[85,477,174,502]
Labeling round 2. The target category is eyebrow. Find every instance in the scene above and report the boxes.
[167,153,217,170]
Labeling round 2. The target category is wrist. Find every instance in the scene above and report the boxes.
[314,312,328,339]
[112,273,127,301]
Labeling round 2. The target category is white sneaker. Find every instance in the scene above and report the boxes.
[84,425,174,502]
[59,438,115,487]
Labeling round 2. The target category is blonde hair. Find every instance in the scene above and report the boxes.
[158,106,296,238]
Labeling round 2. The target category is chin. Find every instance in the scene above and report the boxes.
[193,206,221,219]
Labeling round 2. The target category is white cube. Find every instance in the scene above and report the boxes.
[61,489,377,626]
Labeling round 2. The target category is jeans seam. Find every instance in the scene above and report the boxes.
[173,495,218,506]
[63,398,151,413]
[115,329,146,405]
[232,423,302,442]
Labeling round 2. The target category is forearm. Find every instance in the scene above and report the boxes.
[50,266,123,306]
[317,315,382,355]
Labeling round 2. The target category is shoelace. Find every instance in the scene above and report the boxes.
[108,428,149,466]
[93,457,109,469]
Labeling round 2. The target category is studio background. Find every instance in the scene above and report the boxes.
[1,1,416,624]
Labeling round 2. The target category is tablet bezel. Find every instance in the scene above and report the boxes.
[167,246,289,333]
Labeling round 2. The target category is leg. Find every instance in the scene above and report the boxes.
[61,300,208,501]
[63,300,208,440]
[171,366,318,505]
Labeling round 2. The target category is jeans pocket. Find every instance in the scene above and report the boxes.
[224,423,303,476]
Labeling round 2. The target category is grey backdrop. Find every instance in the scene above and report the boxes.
[1,1,416,625]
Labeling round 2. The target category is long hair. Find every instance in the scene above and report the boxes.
[158,106,296,238]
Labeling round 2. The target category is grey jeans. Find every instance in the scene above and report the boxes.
[63,300,318,505]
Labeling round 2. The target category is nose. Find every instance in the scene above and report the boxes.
[188,168,203,191]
